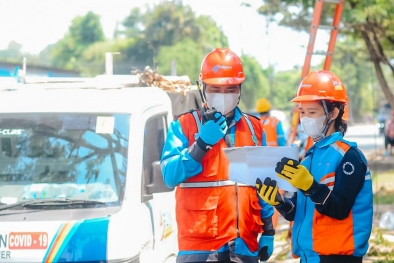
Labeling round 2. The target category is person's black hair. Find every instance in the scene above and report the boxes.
[323,100,348,135]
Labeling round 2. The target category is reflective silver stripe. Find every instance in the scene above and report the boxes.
[330,143,346,156]
[321,176,335,185]
[180,181,249,188]
[180,180,236,188]
[243,114,258,146]
[192,111,201,133]
[365,174,371,180]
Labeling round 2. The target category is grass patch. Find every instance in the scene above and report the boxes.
[374,194,394,204]
[372,170,394,204]
[372,170,394,192]
[367,228,394,262]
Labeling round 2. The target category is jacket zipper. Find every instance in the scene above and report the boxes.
[296,153,315,262]
[296,194,308,262]
[235,182,240,237]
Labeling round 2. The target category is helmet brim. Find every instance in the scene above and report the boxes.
[203,77,245,86]
[291,95,348,104]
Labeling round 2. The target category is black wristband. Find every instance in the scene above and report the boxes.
[302,180,319,196]
[188,141,207,162]
[196,137,213,152]
[261,216,275,236]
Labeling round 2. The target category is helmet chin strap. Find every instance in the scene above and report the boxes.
[237,84,242,105]
[314,100,333,142]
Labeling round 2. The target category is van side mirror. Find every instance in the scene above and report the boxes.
[146,161,174,196]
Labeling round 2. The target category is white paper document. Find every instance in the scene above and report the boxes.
[223,146,298,192]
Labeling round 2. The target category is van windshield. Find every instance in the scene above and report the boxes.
[0,113,129,206]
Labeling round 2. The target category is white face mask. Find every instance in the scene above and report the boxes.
[300,115,327,141]
[205,93,239,115]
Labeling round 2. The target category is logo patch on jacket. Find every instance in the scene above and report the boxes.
[343,162,355,175]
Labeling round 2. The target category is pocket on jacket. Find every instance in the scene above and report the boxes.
[312,210,354,255]
[179,193,219,238]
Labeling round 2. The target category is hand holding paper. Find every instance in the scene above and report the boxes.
[275,157,314,192]
[255,177,284,206]
[223,146,298,192]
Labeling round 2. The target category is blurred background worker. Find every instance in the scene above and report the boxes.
[255,98,286,147]
[161,48,275,263]
[384,110,394,156]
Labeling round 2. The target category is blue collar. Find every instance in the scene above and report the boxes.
[315,132,343,148]
[226,107,242,128]
[305,132,342,157]
[233,107,242,122]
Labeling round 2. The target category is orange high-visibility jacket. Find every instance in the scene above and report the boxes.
[260,115,279,146]
[176,110,265,252]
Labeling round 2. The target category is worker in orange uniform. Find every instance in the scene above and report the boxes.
[161,48,275,263]
[255,70,373,263]
[255,98,286,147]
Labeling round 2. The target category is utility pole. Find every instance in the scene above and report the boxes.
[171,60,177,76]
[105,52,121,75]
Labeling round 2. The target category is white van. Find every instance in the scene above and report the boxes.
[0,81,177,263]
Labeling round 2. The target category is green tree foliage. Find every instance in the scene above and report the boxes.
[239,55,270,111]
[142,1,200,48]
[156,38,203,79]
[118,0,228,74]
[256,0,394,109]
[257,37,379,122]
[49,11,105,70]
[121,7,146,39]
[329,38,375,122]
[69,12,105,46]
[269,67,301,111]
[0,41,48,66]
[0,41,23,61]
[196,15,229,53]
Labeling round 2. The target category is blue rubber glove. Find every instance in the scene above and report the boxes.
[197,112,227,150]
[258,235,274,262]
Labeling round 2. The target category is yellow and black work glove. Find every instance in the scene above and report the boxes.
[275,157,314,192]
[255,177,284,206]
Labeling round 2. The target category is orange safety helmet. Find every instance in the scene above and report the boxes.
[200,48,245,86]
[291,70,348,104]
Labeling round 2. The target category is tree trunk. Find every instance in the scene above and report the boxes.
[373,60,394,109]
[361,30,394,109]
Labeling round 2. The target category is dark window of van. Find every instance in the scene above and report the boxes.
[0,113,129,206]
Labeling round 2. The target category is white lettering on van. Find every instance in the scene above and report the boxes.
[8,232,48,249]
[9,234,32,248]
[0,250,11,259]
[0,234,6,248]
[0,129,22,135]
